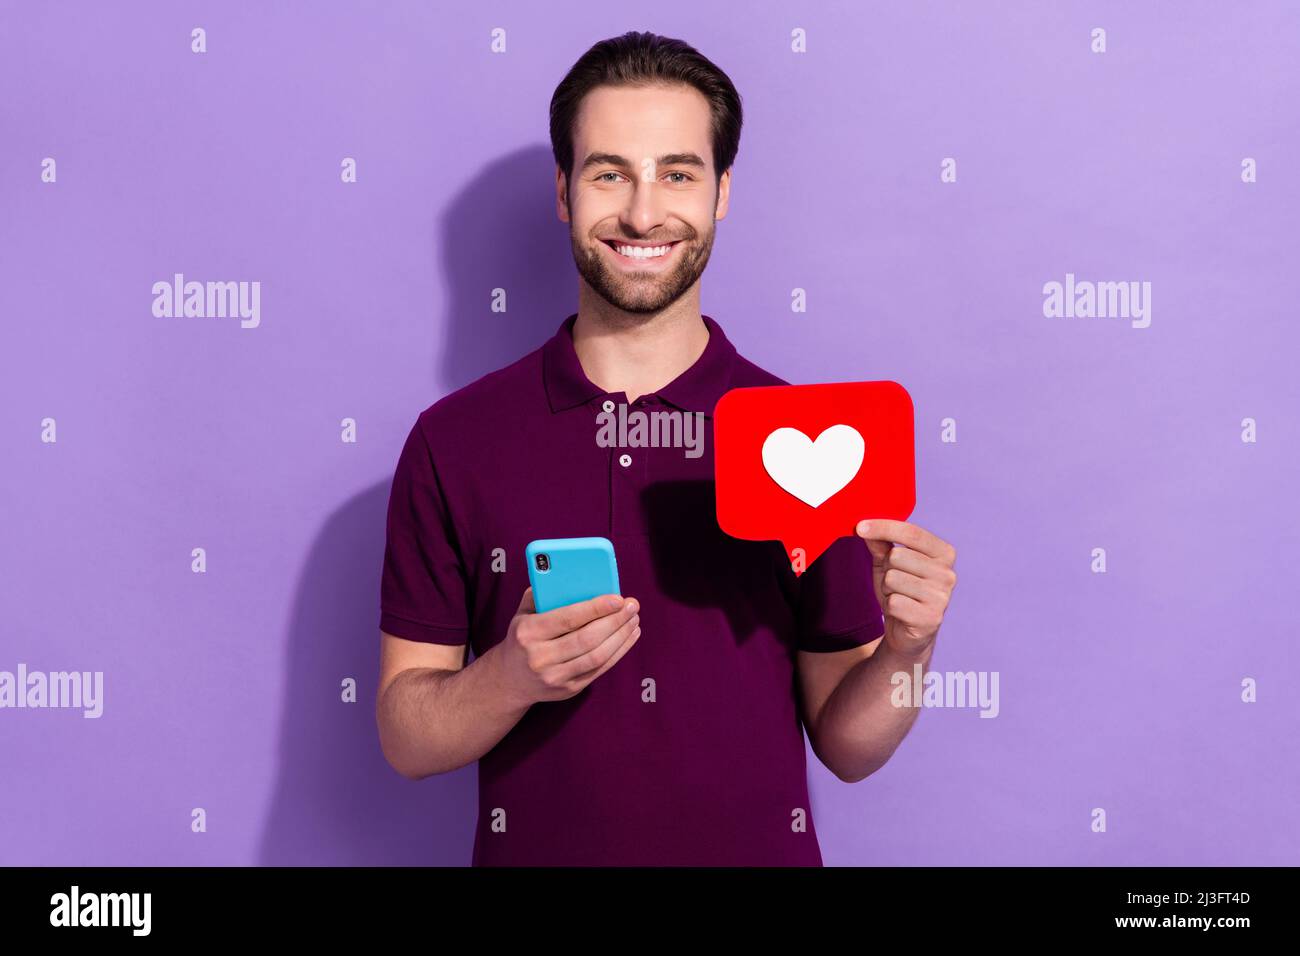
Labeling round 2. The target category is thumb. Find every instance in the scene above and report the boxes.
[517,586,536,615]
[856,522,893,565]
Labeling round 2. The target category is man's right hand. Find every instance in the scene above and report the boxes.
[493,587,641,708]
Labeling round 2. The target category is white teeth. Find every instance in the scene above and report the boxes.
[614,243,671,259]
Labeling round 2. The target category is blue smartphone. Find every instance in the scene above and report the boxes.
[525,537,621,613]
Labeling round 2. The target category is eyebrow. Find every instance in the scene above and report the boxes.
[580,151,708,173]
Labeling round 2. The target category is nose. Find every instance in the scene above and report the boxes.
[622,175,668,234]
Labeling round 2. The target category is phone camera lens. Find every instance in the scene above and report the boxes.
[535,553,550,572]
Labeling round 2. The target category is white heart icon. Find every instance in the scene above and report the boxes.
[761,424,865,508]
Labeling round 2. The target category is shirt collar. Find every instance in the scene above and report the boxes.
[542,312,738,417]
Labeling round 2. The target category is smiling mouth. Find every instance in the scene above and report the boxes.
[601,239,682,261]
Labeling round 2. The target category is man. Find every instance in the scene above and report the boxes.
[376,31,957,866]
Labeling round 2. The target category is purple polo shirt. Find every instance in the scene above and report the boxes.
[379,313,885,865]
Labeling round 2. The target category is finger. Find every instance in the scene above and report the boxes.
[545,598,640,666]
[882,546,956,583]
[530,592,626,640]
[560,613,642,684]
[882,590,933,626]
[571,622,641,685]
[882,566,945,603]
[517,587,535,615]
[856,519,955,565]
[855,518,932,554]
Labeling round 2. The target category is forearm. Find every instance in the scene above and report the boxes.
[377,645,531,779]
[812,638,935,783]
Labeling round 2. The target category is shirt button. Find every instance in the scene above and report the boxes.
[619,453,632,468]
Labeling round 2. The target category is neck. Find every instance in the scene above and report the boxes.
[571,295,709,404]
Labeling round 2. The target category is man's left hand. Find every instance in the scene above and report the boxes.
[855,518,957,660]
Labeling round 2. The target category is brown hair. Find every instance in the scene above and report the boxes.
[549,30,743,187]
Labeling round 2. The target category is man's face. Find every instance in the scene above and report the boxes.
[558,83,731,315]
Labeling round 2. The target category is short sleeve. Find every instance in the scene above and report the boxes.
[378,417,471,645]
[794,535,885,652]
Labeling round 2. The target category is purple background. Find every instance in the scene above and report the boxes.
[2,1,1297,866]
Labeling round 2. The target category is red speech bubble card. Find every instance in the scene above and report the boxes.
[713,381,915,574]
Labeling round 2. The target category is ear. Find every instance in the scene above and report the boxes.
[556,164,571,223]
[715,167,732,221]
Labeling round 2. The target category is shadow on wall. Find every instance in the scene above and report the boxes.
[258,145,575,864]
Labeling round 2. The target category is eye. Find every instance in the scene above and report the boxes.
[596,171,625,183]
[665,171,691,183]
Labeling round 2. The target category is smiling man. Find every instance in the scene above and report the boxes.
[376,30,957,866]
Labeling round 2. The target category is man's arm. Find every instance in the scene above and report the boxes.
[375,587,641,779]
[376,631,531,779]
[797,637,933,784]
[798,517,957,783]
